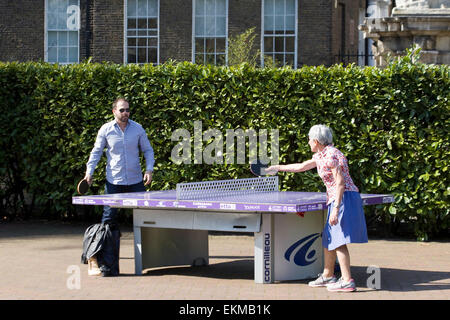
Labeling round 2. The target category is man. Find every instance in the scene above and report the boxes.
[84,97,154,225]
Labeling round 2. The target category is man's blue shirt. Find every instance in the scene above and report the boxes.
[87,119,154,185]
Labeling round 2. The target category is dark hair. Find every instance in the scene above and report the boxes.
[112,97,128,109]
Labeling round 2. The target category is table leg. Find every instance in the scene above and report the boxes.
[254,214,274,284]
[133,225,143,275]
[272,211,324,281]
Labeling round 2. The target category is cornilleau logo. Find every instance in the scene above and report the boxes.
[264,233,271,282]
[284,233,320,266]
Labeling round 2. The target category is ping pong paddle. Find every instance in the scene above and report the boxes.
[77,178,89,195]
[250,160,278,177]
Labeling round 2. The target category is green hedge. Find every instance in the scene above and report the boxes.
[1,51,448,240]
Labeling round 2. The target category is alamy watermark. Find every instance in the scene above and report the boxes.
[366,265,381,290]
[66,5,80,31]
[171,121,279,165]
[66,265,81,290]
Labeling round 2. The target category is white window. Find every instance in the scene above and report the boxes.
[125,0,159,64]
[193,0,228,65]
[45,0,80,64]
[262,0,297,67]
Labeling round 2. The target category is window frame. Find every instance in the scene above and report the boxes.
[192,0,229,66]
[45,0,80,64]
[124,0,160,65]
[261,0,298,68]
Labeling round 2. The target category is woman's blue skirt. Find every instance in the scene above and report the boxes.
[322,191,368,250]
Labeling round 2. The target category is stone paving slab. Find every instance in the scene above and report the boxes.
[0,221,449,301]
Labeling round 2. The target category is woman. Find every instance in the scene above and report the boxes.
[266,124,368,292]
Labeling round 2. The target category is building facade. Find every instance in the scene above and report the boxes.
[0,0,368,67]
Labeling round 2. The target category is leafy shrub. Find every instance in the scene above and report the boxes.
[0,50,448,240]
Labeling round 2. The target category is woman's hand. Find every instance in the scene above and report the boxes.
[329,207,339,226]
[265,165,279,175]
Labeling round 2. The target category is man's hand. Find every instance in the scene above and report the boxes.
[144,171,153,186]
[84,174,93,185]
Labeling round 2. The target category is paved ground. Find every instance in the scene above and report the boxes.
[0,220,449,301]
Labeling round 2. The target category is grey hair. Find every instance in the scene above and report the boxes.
[308,124,334,146]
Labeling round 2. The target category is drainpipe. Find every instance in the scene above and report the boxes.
[86,0,91,59]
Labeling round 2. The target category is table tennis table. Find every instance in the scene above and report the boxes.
[72,177,394,283]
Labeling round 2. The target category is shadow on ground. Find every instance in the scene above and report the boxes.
[126,258,450,292]
[0,220,133,238]
[351,266,450,292]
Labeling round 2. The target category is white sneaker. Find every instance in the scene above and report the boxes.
[326,277,357,292]
[308,273,338,287]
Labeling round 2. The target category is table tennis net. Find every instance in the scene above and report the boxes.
[176,177,279,200]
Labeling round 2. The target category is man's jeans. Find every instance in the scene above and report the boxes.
[102,180,146,224]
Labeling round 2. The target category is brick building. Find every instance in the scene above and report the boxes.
[0,0,371,67]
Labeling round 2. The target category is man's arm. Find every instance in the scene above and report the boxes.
[84,127,106,184]
[139,130,155,186]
